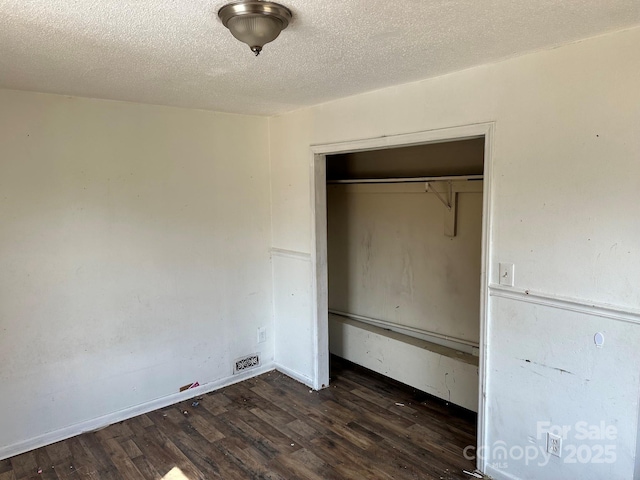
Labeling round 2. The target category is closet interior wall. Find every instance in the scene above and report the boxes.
[326,138,484,411]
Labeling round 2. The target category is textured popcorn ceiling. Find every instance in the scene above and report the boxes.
[1,0,638,115]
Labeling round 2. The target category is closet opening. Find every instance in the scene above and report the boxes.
[310,124,493,472]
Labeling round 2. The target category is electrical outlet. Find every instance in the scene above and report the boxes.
[257,327,267,344]
[547,432,562,457]
[499,262,515,287]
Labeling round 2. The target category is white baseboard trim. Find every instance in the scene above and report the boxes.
[0,362,275,461]
[483,464,522,480]
[489,284,640,326]
[274,363,314,389]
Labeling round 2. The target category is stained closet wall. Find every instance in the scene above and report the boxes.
[326,138,484,410]
[328,182,482,342]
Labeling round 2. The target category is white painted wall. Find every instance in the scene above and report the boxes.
[327,183,483,343]
[269,27,640,480]
[271,249,314,385]
[0,89,274,458]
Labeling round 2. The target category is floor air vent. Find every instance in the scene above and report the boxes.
[234,354,260,374]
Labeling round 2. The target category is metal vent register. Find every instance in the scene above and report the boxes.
[234,354,260,374]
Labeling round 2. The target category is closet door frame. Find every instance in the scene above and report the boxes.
[310,122,494,473]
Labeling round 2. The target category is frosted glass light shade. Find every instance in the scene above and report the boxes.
[219,1,292,56]
[227,15,282,52]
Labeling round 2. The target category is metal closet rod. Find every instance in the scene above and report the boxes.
[327,174,483,184]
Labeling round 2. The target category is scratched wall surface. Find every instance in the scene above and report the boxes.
[487,296,639,479]
[327,183,483,343]
[0,89,273,454]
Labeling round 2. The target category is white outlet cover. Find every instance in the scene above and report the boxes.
[258,327,267,344]
[547,432,562,458]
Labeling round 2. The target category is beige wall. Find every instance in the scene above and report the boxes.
[269,26,640,480]
[327,183,483,344]
[327,180,483,411]
[0,90,273,456]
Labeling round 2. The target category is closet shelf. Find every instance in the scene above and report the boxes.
[327,174,483,184]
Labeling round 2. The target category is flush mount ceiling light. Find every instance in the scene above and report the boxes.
[218,1,292,56]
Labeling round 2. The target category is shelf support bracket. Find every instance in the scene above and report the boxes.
[426,181,458,237]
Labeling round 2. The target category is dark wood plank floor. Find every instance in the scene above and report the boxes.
[1,356,478,479]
